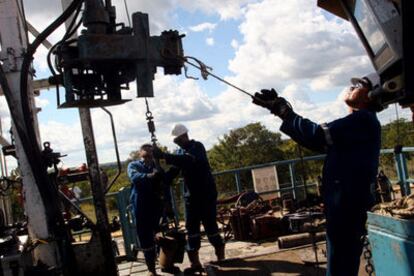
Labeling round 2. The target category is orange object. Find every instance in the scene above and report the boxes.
[77,163,88,172]
[58,167,71,176]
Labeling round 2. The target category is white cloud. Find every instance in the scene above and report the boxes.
[175,0,410,149]
[39,121,83,154]
[44,75,220,165]
[227,0,371,92]
[0,97,10,119]
[16,0,413,169]
[231,39,239,49]
[189,22,217,33]
[206,37,215,46]
[176,0,258,20]
[35,97,49,108]
[191,0,372,137]
[23,0,177,35]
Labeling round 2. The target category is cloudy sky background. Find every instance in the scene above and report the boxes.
[1,0,411,168]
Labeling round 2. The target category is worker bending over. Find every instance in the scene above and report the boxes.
[252,79,381,276]
[154,124,225,274]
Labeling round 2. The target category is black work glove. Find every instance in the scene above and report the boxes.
[152,146,165,159]
[252,88,293,120]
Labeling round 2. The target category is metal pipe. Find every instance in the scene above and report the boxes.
[79,107,118,275]
[84,0,110,34]
[234,172,242,193]
[278,232,326,249]
[297,145,308,201]
[394,151,411,196]
[101,107,122,194]
[58,190,95,228]
[289,163,297,200]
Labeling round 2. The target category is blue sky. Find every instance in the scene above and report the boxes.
[1,0,411,168]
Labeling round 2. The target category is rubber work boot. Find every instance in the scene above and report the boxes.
[214,244,225,261]
[183,250,204,275]
[161,265,181,274]
[146,261,159,276]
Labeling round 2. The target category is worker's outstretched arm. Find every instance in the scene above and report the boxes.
[280,113,327,153]
[252,88,327,153]
[164,152,195,169]
[164,142,209,170]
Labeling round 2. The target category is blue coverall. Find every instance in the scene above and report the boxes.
[280,110,381,276]
[164,140,224,251]
[127,160,162,264]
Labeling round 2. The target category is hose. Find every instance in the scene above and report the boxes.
[14,0,84,274]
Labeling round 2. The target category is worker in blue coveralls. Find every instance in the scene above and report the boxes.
[153,124,225,274]
[252,77,382,276]
[127,144,163,276]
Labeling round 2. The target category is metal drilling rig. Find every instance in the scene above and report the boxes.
[0,0,185,275]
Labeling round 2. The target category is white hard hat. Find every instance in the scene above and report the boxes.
[171,123,188,137]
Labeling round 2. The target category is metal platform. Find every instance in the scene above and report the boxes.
[116,238,371,276]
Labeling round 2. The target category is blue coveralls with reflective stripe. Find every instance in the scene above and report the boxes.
[280,109,380,276]
[127,160,162,263]
[164,140,224,251]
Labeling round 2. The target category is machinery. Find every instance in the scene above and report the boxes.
[318,0,413,108]
[49,0,184,108]
[1,0,185,275]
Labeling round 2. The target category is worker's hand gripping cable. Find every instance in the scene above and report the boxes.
[252,88,293,120]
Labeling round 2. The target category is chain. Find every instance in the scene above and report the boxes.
[363,235,375,276]
[144,98,157,145]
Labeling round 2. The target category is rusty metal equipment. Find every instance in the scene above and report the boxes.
[226,192,287,241]
[229,207,251,241]
[50,0,185,108]
[250,214,286,241]
[284,209,324,233]
[375,170,394,203]
[371,193,414,219]
[157,230,186,270]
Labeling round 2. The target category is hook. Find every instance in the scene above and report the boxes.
[184,65,199,80]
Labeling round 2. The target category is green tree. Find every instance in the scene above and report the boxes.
[209,123,284,170]
[381,118,414,148]
[208,123,286,195]
[279,139,324,183]
[380,118,414,178]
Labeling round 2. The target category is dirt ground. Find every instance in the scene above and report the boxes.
[117,238,370,276]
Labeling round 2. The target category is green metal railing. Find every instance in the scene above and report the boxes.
[212,147,414,199]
